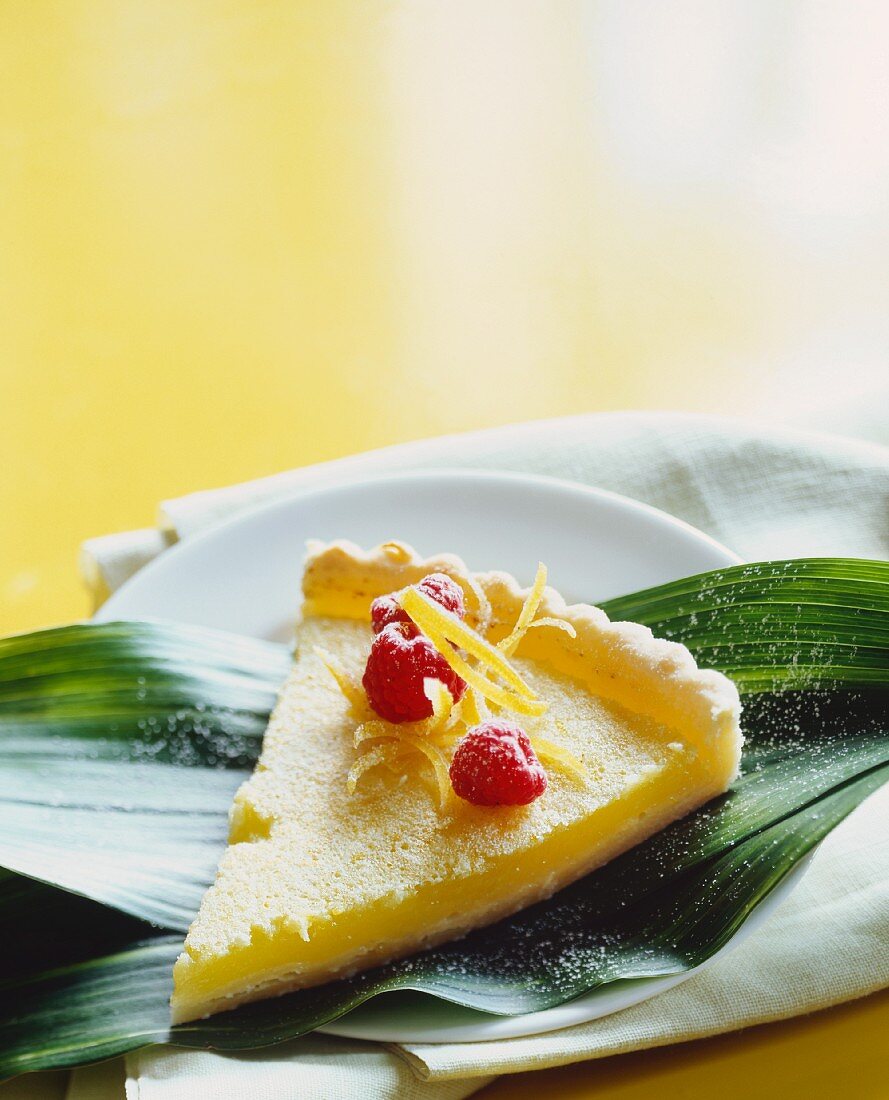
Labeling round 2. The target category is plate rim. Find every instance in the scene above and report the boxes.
[97,467,742,622]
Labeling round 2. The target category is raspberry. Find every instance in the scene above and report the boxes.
[449,720,547,806]
[363,622,467,723]
[371,573,465,636]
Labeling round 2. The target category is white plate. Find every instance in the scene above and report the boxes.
[98,469,740,637]
[97,469,806,1044]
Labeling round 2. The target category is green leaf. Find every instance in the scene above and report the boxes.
[3,764,885,1077]
[600,558,889,692]
[0,621,290,929]
[0,559,887,1078]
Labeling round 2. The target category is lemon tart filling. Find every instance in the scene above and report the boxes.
[171,540,742,1023]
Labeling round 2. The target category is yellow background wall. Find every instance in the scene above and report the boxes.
[3,1,887,636]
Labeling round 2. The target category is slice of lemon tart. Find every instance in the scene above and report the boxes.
[170,540,742,1023]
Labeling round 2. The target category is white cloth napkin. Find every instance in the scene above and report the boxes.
[123,1041,492,1099]
[19,411,886,1100]
[81,412,889,603]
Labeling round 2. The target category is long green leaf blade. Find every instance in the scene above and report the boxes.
[2,764,884,1078]
[600,558,889,691]
[0,621,290,928]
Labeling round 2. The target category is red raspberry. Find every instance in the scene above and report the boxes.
[450,720,547,806]
[371,573,465,636]
[363,622,467,723]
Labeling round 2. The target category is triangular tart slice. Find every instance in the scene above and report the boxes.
[171,540,741,1022]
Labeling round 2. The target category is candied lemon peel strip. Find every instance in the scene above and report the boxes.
[462,569,493,635]
[347,742,407,794]
[399,588,546,717]
[396,733,452,807]
[525,617,577,639]
[343,678,457,808]
[497,562,548,655]
[530,736,586,784]
[314,647,368,715]
[451,684,489,729]
[400,570,577,718]
[400,588,537,695]
[497,564,577,652]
